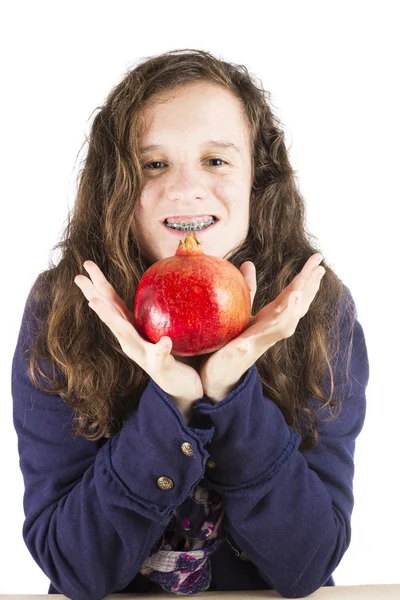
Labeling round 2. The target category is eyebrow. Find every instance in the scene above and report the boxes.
[139,140,241,154]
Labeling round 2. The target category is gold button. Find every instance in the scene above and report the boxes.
[206,459,216,468]
[239,552,250,561]
[181,442,194,456]
[157,476,174,490]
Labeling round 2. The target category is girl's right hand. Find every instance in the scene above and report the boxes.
[74,260,204,424]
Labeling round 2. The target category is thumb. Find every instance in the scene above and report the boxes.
[240,261,257,312]
[155,336,172,356]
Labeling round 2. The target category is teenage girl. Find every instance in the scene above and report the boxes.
[12,48,369,599]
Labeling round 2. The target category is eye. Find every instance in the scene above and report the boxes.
[143,161,166,170]
[207,158,228,167]
[142,158,228,170]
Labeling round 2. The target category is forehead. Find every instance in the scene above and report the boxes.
[139,82,250,145]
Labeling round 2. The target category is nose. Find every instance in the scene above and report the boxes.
[164,164,208,203]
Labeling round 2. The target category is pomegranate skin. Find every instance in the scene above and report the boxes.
[133,234,251,356]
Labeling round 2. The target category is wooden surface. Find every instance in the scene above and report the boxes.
[1,585,400,599]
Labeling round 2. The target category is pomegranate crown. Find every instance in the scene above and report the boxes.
[175,233,205,256]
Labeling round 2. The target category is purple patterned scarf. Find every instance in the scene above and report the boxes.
[139,485,226,595]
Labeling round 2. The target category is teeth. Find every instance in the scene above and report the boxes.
[165,217,215,231]
[166,215,214,225]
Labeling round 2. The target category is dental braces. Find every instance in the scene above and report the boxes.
[165,218,215,231]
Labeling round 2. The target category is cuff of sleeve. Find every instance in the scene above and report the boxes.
[193,364,302,488]
[106,380,214,523]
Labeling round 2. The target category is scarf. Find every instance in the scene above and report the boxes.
[139,484,226,595]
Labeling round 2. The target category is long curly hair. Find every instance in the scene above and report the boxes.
[22,48,356,451]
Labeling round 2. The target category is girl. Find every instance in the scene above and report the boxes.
[12,48,369,599]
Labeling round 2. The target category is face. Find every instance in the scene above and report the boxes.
[132,81,253,263]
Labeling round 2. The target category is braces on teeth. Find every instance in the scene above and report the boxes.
[165,218,215,230]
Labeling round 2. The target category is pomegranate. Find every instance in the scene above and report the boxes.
[134,233,251,356]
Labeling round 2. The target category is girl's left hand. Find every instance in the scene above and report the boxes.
[198,253,326,403]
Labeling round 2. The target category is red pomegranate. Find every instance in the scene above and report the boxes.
[134,233,251,356]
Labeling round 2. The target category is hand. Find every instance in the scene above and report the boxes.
[74,261,204,423]
[198,253,326,402]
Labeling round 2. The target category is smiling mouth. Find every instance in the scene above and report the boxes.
[164,217,217,231]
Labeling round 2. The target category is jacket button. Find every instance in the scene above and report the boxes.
[157,476,174,490]
[206,459,216,468]
[239,552,250,561]
[181,442,194,456]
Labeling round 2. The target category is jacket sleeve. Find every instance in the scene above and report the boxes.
[11,291,214,600]
[193,286,369,598]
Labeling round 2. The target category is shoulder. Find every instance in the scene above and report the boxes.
[337,282,370,395]
[13,271,54,377]
[312,282,369,440]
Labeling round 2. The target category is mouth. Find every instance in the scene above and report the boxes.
[162,216,219,236]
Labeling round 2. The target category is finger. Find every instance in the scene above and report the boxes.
[275,254,324,312]
[289,253,324,290]
[240,261,257,310]
[76,275,133,323]
[74,274,99,302]
[88,297,147,366]
[155,336,172,357]
[285,267,324,318]
[302,254,324,286]
[312,267,326,286]
[83,261,131,319]
[267,292,303,340]
[88,297,129,339]
[235,268,324,357]
[308,267,326,301]
[299,266,326,308]
[75,261,133,322]
[300,253,324,276]
[305,253,324,275]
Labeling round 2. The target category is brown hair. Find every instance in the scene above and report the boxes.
[22,48,356,450]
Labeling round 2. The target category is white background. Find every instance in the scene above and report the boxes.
[1,0,399,594]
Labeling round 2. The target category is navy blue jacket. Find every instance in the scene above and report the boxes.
[11,283,369,599]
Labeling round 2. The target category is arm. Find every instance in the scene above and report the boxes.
[12,295,214,600]
[193,290,369,598]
